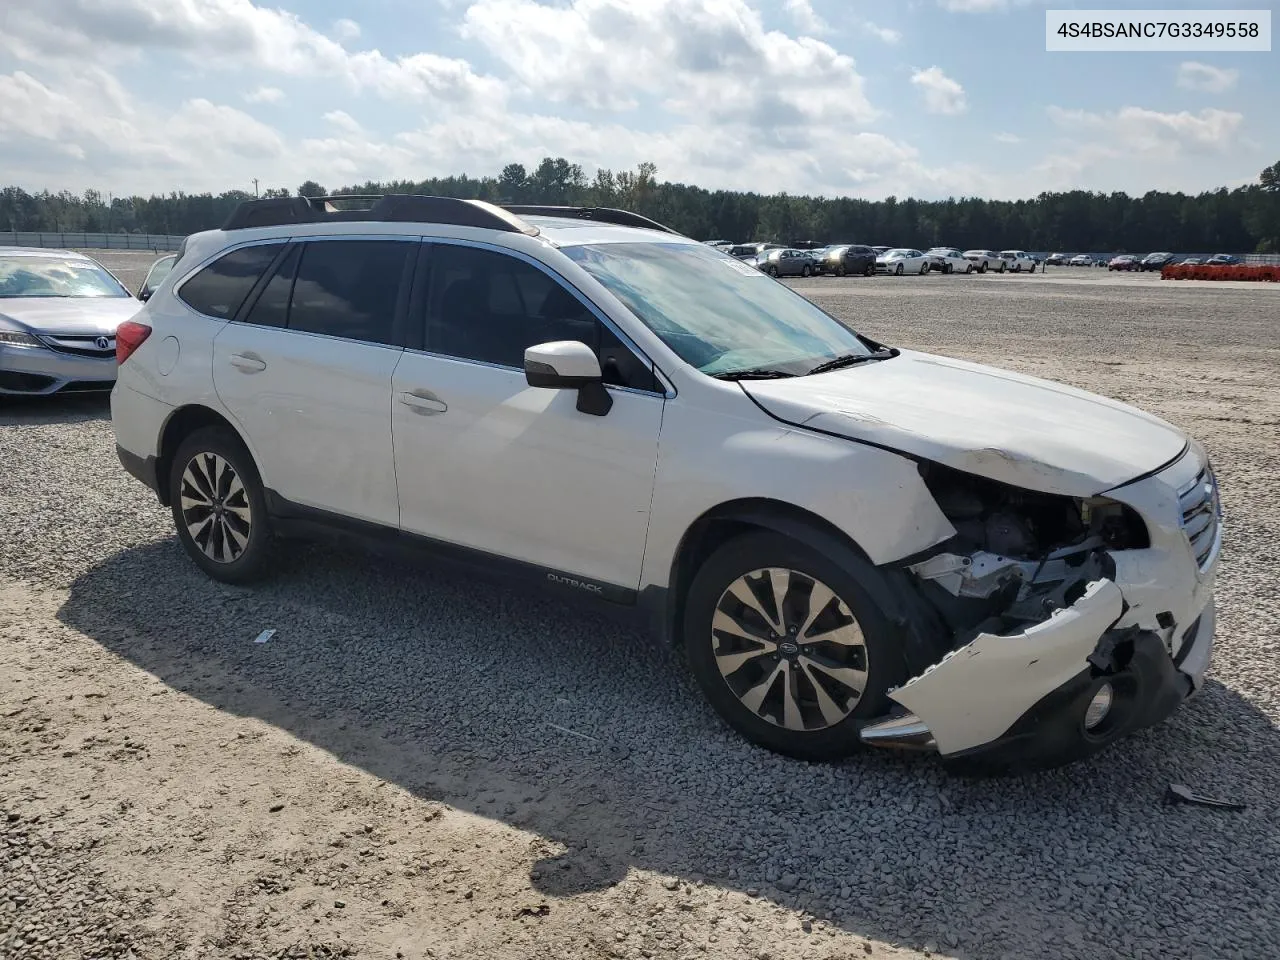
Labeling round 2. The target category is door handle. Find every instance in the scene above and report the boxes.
[229,353,267,373]
[398,390,447,415]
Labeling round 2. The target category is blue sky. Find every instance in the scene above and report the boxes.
[0,0,1274,200]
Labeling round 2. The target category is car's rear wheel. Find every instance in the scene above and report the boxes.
[1030,264,1036,273]
[169,427,273,583]
[1013,264,1021,273]
[767,264,778,277]
[978,263,987,273]
[918,261,928,275]
[835,264,846,277]
[683,532,904,760]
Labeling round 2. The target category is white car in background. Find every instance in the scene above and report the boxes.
[1001,251,1038,273]
[963,250,1008,273]
[110,195,1221,772]
[1069,254,1093,267]
[876,248,930,276]
[925,247,973,274]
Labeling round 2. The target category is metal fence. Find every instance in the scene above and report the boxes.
[0,231,185,252]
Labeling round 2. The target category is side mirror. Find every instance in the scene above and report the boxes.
[524,340,613,417]
[138,288,153,302]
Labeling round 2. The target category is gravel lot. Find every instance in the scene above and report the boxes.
[3,261,1279,960]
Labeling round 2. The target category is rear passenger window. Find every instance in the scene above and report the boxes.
[287,240,411,345]
[426,244,659,392]
[179,244,284,319]
[243,245,299,328]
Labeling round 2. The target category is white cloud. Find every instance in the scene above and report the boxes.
[863,22,901,44]
[782,0,827,34]
[1176,61,1239,94]
[0,0,505,106]
[910,66,967,115]
[937,0,1042,11]
[332,18,361,42]
[994,132,1021,144]
[460,0,877,127]
[244,85,284,104]
[1047,105,1242,154]
[322,110,363,135]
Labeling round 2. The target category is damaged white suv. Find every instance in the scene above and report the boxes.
[112,196,1221,771]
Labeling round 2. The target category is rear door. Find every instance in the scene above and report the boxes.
[211,236,415,527]
[391,241,665,592]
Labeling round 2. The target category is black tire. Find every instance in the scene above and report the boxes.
[944,263,953,274]
[1013,264,1021,273]
[836,264,846,277]
[965,263,974,274]
[168,426,274,584]
[979,263,987,274]
[864,263,875,277]
[894,263,904,276]
[1030,264,1036,273]
[998,262,1006,273]
[683,531,905,761]
[767,264,778,277]
[801,264,811,277]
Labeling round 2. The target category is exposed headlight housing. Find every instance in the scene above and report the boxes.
[0,330,43,347]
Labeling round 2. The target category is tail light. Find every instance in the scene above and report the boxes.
[116,320,152,365]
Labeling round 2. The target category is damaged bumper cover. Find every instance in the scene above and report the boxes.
[861,579,1216,769]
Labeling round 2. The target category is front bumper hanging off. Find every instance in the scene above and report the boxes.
[859,579,1215,771]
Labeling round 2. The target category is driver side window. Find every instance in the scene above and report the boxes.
[424,244,660,393]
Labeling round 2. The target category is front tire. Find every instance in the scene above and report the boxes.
[864,263,875,277]
[169,427,274,584]
[767,265,778,277]
[801,264,811,277]
[998,262,1006,273]
[895,263,904,276]
[944,263,953,274]
[683,532,904,761]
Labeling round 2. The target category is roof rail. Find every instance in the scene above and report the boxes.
[219,194,540,235]
[501,205,683,236]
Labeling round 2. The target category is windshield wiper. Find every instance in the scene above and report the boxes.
[806,349,895,376]
[710,368,797,381]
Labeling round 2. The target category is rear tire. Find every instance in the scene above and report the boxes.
[836,264,846,277]
[767,265,778,277]
[169,426,274,584]
[683,531,905,761]
[918,261,928,275]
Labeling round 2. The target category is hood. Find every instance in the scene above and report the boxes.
[741,350,1188,497]
[0,297,143,335]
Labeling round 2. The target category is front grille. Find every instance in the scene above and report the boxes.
[1177,463,1221,570]
[36,334,116,359]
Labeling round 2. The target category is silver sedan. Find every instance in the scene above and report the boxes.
[0,248,143,396]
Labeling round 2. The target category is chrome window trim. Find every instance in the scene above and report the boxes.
[418,235,675,399]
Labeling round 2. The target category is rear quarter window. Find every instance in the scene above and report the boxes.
[178,244,285,319]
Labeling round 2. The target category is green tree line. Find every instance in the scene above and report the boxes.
[4,157,1278,253]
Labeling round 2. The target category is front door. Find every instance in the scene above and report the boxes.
[391,242,664,592]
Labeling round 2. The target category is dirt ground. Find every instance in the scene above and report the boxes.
[2,263,1279,960]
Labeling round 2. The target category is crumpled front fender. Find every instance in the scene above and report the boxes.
[886,579,1125,756]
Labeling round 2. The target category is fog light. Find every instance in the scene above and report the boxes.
[1084,683,1114,731]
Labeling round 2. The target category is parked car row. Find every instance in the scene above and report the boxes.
[709,242,1047,279]
[1044,251,1246,272]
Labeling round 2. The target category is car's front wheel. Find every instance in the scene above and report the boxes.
[864,263,875,277]
[801,264,811,277]
[943,263,953,274]
[894,263,904,276]
[169,426,274,583]
[683,532,903,760]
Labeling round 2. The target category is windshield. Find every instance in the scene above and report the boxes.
[563,241,874,377]
[0,255,130,299]
[885,249,914,258]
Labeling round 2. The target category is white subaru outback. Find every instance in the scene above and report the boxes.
[111,196,1221,771]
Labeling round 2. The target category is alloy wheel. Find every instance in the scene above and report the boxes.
[179,452,252,563]
[711,568,869,731]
